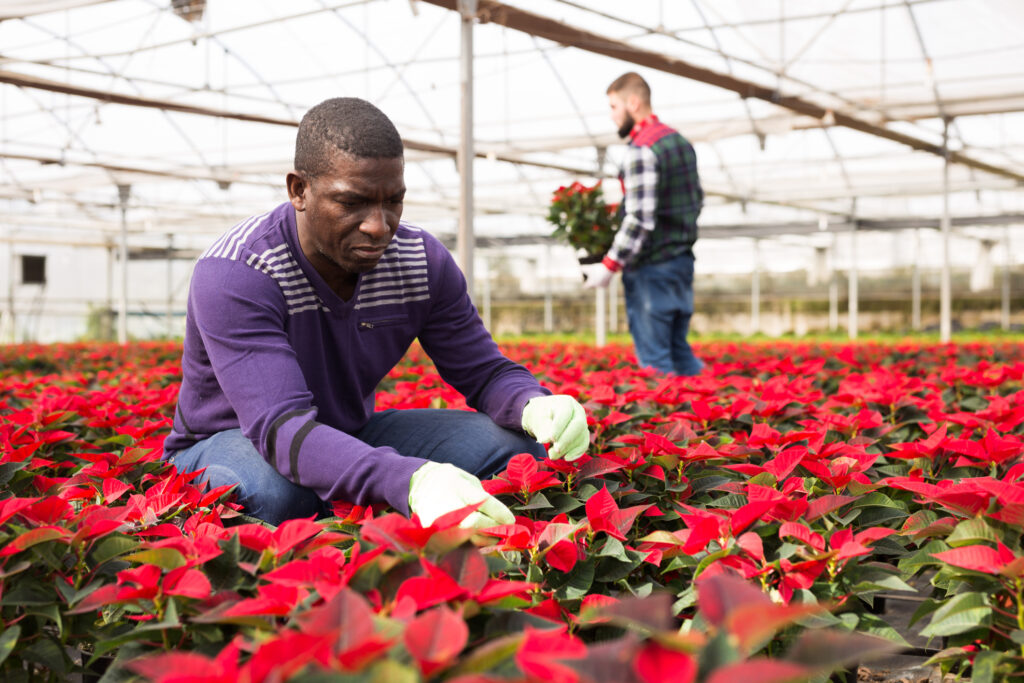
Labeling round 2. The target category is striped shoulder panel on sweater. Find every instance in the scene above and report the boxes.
[201,212,329,316]
[245,243,330,315]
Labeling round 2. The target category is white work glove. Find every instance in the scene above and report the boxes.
[581,262,615,289]
[407,462,515,529]
[521,395,589,462]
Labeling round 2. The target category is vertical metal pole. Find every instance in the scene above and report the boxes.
[543,245,553,333]
[117,184,130,345]
[608,274,618,333]
[1003,227,1012,331]
[911,229,922,331]
[105,240,115,341]
[940,121,952,342]
[848,221,859,340]
[751,237,760,335]
[5,234,14,343]
[595,286,606,348]
[481,253,491,331]
[166,233,174,339]
[456,0,476,297]
[829,236,839,333]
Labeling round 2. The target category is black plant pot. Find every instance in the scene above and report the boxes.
[577,252,607,284]
[577,252,606,265]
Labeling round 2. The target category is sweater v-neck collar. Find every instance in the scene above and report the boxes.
[284,205,365,312]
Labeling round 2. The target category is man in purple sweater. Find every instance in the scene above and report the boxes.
[162,98,588,528]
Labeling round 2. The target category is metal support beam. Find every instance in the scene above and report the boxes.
[751,238,761,335]
[595,286,606,348]
[608,274,618,334]
[166,233,174,339]
[543,245,553,333]
[848,221,859,340]
[481,253,491,331]
[1003,228,1012,331]
[4,230,14,343]
[940,122,952,342]
[105,240,114,341]
[117,184,130,345]
[419,0,1024,185]
[701,212,1024,239]
[829,237,839,333]
[0,70,598,177]
[911,229,922,331]
[457,0,477,294]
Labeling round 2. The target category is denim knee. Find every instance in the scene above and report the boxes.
[244,479,327,526]
[163,431,327,526]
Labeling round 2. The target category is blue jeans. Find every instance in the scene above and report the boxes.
[162,409,546,526]
[622,252,704,376]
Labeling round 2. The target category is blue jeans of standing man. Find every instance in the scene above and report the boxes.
[161,408,546,526]
[622,251,704,376]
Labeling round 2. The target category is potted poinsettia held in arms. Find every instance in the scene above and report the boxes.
[546,180,621,265]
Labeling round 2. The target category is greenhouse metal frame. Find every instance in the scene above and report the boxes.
[1,0,1022,342]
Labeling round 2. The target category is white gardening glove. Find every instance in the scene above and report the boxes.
[408,462,514,529]
[581,262,615,289]
[521,395,589,462]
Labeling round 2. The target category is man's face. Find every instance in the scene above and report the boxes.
[291,152,406,283]
[608,92,635,139]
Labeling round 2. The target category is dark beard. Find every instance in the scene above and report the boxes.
[617,113,636,139]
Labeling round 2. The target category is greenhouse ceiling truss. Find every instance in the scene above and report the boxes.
[1,0,1023,344]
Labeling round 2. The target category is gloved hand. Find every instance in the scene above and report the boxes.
[521,395,589,461]
[408,462,514,529]
[581,262,615,289]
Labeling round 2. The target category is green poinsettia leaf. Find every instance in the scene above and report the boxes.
[921,592,992,638]
[122,547,186,570]
[519,492,554,511]
[90,534,140,566]
[0,625,21,667]
[548,558,595,600]
[849,613,911,646]
[946,517,1000,547]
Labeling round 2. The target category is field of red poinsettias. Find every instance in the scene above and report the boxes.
[2,339,1024,682]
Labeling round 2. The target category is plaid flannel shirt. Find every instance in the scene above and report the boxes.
[604,115,703,270]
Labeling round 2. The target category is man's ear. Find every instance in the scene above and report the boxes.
[286,171,308,211]
[626,93,642,115]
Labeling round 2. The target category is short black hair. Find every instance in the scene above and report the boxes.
[294,97,404,177]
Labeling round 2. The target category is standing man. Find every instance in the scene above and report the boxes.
[582,72,704,376]
[162,97,588,529]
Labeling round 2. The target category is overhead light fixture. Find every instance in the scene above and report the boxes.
[171,0,206,23]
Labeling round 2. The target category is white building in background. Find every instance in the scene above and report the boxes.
[2,239,190,342]
[2,214,1021,343]
[1,1,1023,341]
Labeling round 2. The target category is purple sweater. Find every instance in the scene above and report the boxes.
[165,202,548,514]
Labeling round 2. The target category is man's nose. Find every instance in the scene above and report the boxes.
[361,205,391,240]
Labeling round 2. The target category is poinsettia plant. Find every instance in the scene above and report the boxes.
[3,339,1024,681]
[547,180,621,260]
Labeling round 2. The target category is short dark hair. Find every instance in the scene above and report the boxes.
[607,72,651,106]
[294,97,404,177]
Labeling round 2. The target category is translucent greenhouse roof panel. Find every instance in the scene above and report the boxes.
[0,1,117,22]
[1,0,1023,244]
